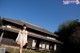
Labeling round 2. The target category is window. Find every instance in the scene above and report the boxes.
[32,39,36,48]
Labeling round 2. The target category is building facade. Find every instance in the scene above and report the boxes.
[0,18,62,53]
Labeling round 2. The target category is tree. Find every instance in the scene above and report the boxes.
[0,17,3,26]
[54,19,80,53]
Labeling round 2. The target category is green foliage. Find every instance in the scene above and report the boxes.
[54,19,80,53]
[0,46,47,53]
[55,20,79,42]
[0,17,3,26]
[69,27,80,45]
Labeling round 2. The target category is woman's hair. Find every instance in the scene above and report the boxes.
[21,24,27,30]
[23,24,26,27]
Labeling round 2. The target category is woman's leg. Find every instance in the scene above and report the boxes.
[20,41,23,53]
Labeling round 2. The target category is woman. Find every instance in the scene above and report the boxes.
[16,24,28,53]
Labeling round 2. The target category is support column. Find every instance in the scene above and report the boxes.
[54,44,57,53]
[0,32,4,42]
[0,29,4,45]
[49,43,54,53]
[27,38,33,49]
[35,40,40,50]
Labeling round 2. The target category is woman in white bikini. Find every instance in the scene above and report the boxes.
[16,24,28,53]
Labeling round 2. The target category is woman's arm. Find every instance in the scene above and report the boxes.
[26,31,28,36]
[16,30,21,42]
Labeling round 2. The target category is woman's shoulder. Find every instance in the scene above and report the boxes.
[26,30,28,33]
[18,29,22,32]
[19,29,21,31]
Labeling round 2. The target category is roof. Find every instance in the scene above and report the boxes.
[0,27,62,44]
[2,18,58,37]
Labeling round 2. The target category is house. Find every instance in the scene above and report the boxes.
[0,18,62,53]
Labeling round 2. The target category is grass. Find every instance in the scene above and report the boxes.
[0,45,48,53]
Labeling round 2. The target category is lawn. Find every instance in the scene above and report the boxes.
[0,45,48,53]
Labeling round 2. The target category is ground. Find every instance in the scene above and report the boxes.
[0,44,48,53]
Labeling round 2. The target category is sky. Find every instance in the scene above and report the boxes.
[0,0,80,32]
